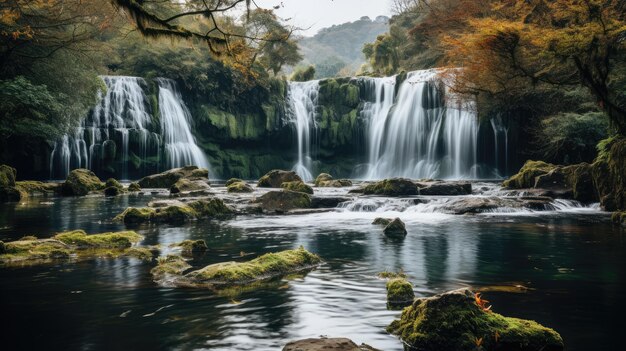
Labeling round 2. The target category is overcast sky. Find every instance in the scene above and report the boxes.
[253,0,393,36]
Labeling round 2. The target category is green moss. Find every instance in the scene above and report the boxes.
[0,238,71,264]
[386,278,415,308]
[124,247,154,261]
[128,182,141,192]
[15,181,61,195]
[503,161,556,189]
[115,199,233,224]
[173,240,209,255]
[151,255,192,278]
[225,178,244,187]
[372,218,393,226]
[53,230,143,249]
[255,190,312,212]
[361,178,418,196]
[105,178,123,190]
[281,181,314,194]
[318,179,353,187]
[258,170,302,188]
[62,169,104,196]
[182,246,321,286]
[20,235,38,241]
[314,173,333,186]
[0,164,16,187]
[378,270,407,279]
[388,289,564,351]
[227,181,254,193]
[592,137,626,211]
[612,212,626,227]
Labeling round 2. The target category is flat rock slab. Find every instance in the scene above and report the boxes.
[283,338,380,351]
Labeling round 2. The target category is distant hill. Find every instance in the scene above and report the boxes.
[296,16,389,78]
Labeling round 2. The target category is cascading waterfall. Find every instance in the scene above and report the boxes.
[287,80,320,181]
[490,116,509,177]
[156,78,209,171]
[364,69,479,180]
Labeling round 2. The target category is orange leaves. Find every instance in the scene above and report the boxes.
[475,292,492,312]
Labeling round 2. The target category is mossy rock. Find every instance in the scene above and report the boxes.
[0,238,72,263]
[383,218,407,238]
[503,161,556,189]
[318,179,353,188]
[254,190,312,212]
[170,178,211,194]
[377,270,407,279]
[115,199,233,224]
[314,173,333,186]
[0,186,24,202]
[372,218,393,226]
[105,178,124,190]
[386,278,415,309]
[151,255,192,278]
[360,178,418,196]
[128,182,141,192]
[138,166,209,189]
[612,212,626,227]
[174,240,209,255]
[227,181,254,193]
[283,338,380,351]
[104,186,120,197]
[62,169,104,196]
[225,178,245,187]
[0,164,16,187]
[15,181,62,195]
[53,230,143,249]
[281,181,314,194]
[124,247,154,261]
[387,288,564,351]
[592,137,626,211]
[177,246,321,287]
[258,170,303,188]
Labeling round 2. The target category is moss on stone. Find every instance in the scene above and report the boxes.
[128,182,141,192]
[318,179,353,187]
[384,218,408,238]
[0,238,71,264]
[254,190,312,212]
[612,212,626,227]
[124,247,154,261]
[104,186,120,197]
[314,173,333,186]
[15,181,61,195]
[170,178,211,194]
[151,255,192,278]
[281,181,314,194]
[386,278,415,308]
[372,218,393,226]
[227,181,254,193]
[181,246,321,287]
[105,178,124,190]
[62,169,104,196]
[258,170,303,188]
[225,178,245,187]
[0,164,16,187]
[387,288,564,351]
[138,166,209,189]
[20,235,38,241]
[378,270,407,279]
[174,240,209,255]
[53,230,143,249]
[592,137,626,211]
[361,178,418,196]
[503,161,556,189]
[115,199,233,224]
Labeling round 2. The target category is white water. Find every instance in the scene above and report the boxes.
[156,78,210,171]
[363,69,479,180]
[287,80,320,181]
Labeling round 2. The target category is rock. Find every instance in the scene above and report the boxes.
[310,196,350,208]
[386,278,415,309]
[104,186,120,197]
[174,240,208,255]
[318,179,353,187]
[115,198,233,225]
[0,186,23,202]
[163,246,321,288]
[138,166,209,189]
[281,181,314,194]
[503,160,556,189]
[151,255,192,279]
[227,181,254,193]
[53,230,143,249]
[61,169,104,196]
[170,178,211,194]
[592,137,626,211]
[283,338,380,351]
[314,173,334,186]
[0,164,17,187]
[387,288,564,351]
[383,218,407,238]
[377,270,407,279]
[105,178,124,190]
[612,212,626,227]
[360,178,418,196]
[15,181,62,195]
[253,190,312,212]
[258,170,303,188]
[225,178,245,187]
[417,181,472,196]
[372,217,393,226]
[128,182,141,192]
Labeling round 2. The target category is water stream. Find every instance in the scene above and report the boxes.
[287,80,320,181]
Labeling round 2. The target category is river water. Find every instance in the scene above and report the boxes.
[0,185,624,350]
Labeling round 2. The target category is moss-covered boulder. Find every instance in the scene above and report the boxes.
[387,288,564,351]
[174,240,209,255]
[225,178,245,187]
[281,181,314,194]
[104,186,120,197]
[592,137,626,211]
[15,181,62,195]
[418,181,472,196]
[360,178,418,196]
[386,278,415,309]
[128,182,141,192]
[173,246,321,288]
[372,218,393,226]
[314,173,334,186]
[282,338,380,351]
[151,255,192,279]
[503,161,556,189]
[53,230,142,249]
[612,212,626,227]
[254,190,312,212]
[105,178,124,190]
[227,181,254,193]
[258,170,303,188]
[115,198,233,224]
[61,169,104,196]
[170,178,211,194]
[0,186,23,202]
[0,165,24,202]
[316,174,353,187]
[383,218,407,238]
[377,270,407,279]
[0,238,70,264]
[138,166,209,189]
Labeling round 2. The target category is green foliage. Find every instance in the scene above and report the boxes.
[290,65,316,82]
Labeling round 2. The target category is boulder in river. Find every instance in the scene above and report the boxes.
[612,212,626,227]
[104,186,120,197]
[386,278,414,309]
[282,338,380,351]
[314,173,333,186]
[61,169,104,196]
[170,178,211,194]
[0,164,25,202]
[372,217,393,226]
[281,181,314,194]
[503,160,556,189]
[115,198,233,224]
[225,178,245,187]
[138,166,209,189]
[387,288,564,351]
[359,178,418,196]
[128,182,141,192]
[173,240,208,255]
[383,218,407,238]
[227,181,254,193]
[258,170,303,188]
[417,181,472,196]
[253,190,312,212]
[314,173,352,187]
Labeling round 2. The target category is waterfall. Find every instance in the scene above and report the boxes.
[287,80,320,181]
[490,116,509,178]
[156,78,210,171]
[50,76,208,180]
[364,69,480,180]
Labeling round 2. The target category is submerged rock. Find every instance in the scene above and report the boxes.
[138,166,209,189]
[310,196,350,208]
[254,190,312,212]
[281,181,314,194]
[151,255,192,279]
[383,218,407,238]
[115,198,233,224]
[283,338,380,351]
[53,230,143,249]
[386,278,415,309]
[388,288,564,351]
[170,178,211,194]
[227,181,254,193]
[156,247,321,289]
[173,240,209,255]
[372,217,393,226]
[61,169,104,196]
[359,178,418,196]
[258,170,303,188]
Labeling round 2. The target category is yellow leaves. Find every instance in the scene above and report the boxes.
[475,292,492,312]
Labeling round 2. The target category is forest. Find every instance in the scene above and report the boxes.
[0,1,625,350]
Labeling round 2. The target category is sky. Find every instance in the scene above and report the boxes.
[253,0,393,36]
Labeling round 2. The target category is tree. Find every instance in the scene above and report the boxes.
[290,65,316,82]
[444,0,626,134]
[363,33,401,75]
